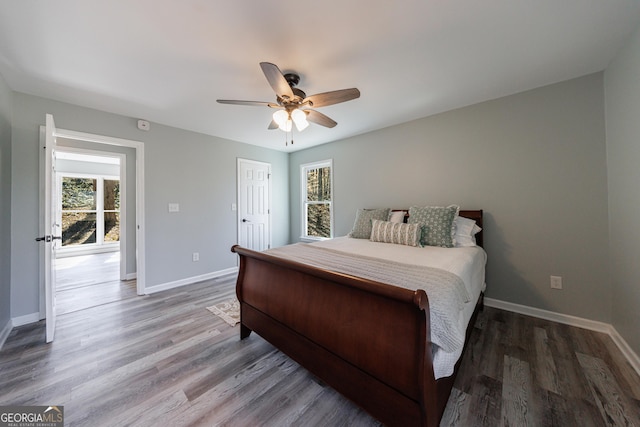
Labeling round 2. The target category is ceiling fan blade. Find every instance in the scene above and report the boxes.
[305,110,337,128]
[260,62,294,100]
[268,119,279,130]
[217,99,280,108]
[304,88,360,108]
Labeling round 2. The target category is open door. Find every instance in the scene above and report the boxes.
[38,114,61,342]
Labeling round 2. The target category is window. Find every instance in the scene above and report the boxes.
[301,160,333,240]
[60,175,120,247]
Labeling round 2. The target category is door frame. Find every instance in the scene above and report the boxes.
[39,126,146,317]
[237,158,272,251]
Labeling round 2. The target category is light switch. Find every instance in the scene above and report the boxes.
[168,203,179,213]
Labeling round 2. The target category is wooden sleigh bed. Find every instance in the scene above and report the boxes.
[231,210,484,427]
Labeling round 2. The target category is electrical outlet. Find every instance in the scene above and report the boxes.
[192,252,199,262]
[550,275,562,289]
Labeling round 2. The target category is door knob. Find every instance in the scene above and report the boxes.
[35,235,62,242]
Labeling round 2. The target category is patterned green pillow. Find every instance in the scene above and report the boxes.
[348,208,391,239]
[408,205,459,247]
[370,220,422,247]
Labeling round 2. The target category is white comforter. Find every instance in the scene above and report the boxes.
[303,237,487,379]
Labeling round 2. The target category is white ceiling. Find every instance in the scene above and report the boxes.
[1,1,639,152]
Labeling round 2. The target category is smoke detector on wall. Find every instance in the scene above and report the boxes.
[137,120,150,131]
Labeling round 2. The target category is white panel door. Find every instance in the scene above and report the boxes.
[238,159,271,251]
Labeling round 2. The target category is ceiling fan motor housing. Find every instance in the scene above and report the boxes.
[283,73,300,87]
[278,73,307,105]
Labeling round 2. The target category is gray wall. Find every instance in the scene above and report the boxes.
[289,73,610,322]
[0,72,12,330]
[10,92,289,319]
[605,24,640,356]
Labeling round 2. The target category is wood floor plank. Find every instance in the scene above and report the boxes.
[479,317,508,382]
[501,355,534,426]
[576,352,640,426]
[465,374,503,426]
[113,388,190,427]
[533,326,560,394]
[548,335,595,401]
[440,387,472,426]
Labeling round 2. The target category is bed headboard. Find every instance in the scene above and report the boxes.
[393,208,484,248]
[459,209,483,248]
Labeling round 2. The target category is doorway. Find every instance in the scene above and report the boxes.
[54,149,135,314]
[39,124,146,337]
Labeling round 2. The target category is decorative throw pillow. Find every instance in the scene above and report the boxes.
[454,216,482,247]
[370,220,422,247]
[408,205,459,247]
[348,208,391,239]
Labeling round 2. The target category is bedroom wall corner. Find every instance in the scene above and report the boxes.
[604,21,640,357]
[0,70,13,337]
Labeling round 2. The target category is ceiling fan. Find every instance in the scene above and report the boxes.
[217,62,360,135]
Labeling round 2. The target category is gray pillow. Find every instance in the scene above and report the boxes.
[408,205,459,247]
[349,208,391,239]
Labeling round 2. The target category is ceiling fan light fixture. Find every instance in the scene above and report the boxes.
[272,109,292,132]
[291,109,309,131]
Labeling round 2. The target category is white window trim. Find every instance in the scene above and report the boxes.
[57,172,121,255]
[300,159,333,242]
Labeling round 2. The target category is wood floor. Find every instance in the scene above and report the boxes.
[1,276,639,426]
[55,252,137,315]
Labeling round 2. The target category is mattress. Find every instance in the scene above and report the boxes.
[309,237,487,379]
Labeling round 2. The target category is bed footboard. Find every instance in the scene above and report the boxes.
[231,244,440,427]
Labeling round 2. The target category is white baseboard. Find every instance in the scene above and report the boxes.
[125,272,137,281]
[0,318,12,350]
[608,327,640,378]
[11,312,41,327]
[484,297,640,376]
[144,267,238,295]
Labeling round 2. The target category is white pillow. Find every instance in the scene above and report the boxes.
[388,210,407,223]
[454,216,482,247]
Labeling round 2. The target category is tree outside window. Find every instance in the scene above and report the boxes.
[61,176,120,247]
[301,160,333,240]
